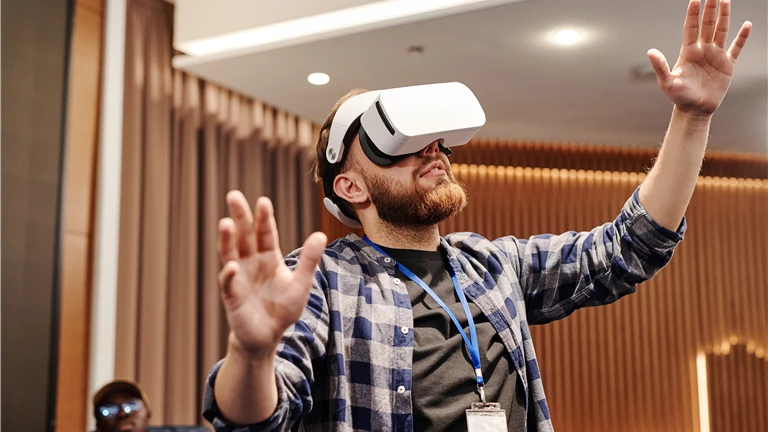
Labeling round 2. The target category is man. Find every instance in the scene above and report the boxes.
[93,380,211,432]
[93,380,151,432]
[202,0,751,430]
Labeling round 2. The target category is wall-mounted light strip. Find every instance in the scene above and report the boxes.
[177,0,522,57]
[696,351,711,432]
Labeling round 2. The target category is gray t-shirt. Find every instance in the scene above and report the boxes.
[379,245,531,431]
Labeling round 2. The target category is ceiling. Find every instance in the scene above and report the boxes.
[172,0,768,154]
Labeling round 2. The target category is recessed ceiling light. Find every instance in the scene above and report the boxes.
[308,72,330,85]
[554,29,581,45]
[630,63,657,83]
[407,45,425,57]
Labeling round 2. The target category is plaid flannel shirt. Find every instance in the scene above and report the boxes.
[203,187,686,431]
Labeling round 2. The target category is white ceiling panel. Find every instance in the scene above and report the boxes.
[173,0,768,154]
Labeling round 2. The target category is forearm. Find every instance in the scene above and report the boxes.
[639,106,711,230]
[214,336,279,425]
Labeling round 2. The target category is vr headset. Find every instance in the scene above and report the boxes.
[323,82,486,228]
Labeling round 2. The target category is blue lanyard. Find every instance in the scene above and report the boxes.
[363,237,485,389]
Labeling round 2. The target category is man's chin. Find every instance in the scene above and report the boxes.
[117,422,137,432]
[367,172,467,226]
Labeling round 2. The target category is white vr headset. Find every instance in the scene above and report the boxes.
[322,82,486,228]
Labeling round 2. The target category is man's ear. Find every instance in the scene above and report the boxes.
[333,172,367,204]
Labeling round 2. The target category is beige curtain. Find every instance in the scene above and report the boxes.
[115,0,318,425]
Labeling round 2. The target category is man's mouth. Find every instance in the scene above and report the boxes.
[419,161,446,178]
[118,421,136,431]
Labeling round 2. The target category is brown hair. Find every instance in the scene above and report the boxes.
[312,88,369,217]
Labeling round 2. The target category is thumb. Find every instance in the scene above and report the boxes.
[292,232,328,291]
[647,49,671,84]
[218,260,246,308]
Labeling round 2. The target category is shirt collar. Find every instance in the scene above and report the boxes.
[347,232,462,269]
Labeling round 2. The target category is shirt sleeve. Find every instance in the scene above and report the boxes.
[493,186,686,325]
[201,257,330,432]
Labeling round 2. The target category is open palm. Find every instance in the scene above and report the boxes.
[647,0,751,116]
[217,192,327,355]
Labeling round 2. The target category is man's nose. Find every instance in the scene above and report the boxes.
[419,141,440,158]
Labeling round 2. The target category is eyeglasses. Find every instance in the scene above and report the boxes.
[96,399,144,419]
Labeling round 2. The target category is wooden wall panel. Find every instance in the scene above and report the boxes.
[57,233,92,429]
[79,0,103,13]
[319,165,768,432]
[62,2,103,235]
[706,343,768,432]
[450,139,768,179]
[56,0,104,430]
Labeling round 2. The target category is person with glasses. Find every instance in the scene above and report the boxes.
[93,380,151,432]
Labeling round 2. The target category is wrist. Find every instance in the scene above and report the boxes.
[672,105,714,126]
[227,332,278,364]
[216,333,280,426]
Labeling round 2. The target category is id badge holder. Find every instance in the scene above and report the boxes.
[466,402,508,432]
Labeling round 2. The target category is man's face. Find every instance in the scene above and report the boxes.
[95,390,150,432]
[350,139,468,226]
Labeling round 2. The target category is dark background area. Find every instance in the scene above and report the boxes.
[2,0,74,430]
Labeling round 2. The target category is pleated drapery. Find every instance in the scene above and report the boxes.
[115,0,318,424]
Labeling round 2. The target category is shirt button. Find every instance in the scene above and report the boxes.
[397,385,406,394]
[393,278,401,285]
[400,326,409,335]
[384,257,392,263]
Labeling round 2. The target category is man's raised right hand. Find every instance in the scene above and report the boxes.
[217,191,328,359]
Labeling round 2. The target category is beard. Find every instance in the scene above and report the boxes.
[361,158,468,227]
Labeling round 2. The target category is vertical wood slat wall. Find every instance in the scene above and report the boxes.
[319,165,768,432]
[706,343,768,432]
[450,139,768,179]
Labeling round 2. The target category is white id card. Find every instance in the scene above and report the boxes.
[466,402,508,432]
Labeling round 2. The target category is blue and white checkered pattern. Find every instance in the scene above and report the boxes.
[203,187,686,432]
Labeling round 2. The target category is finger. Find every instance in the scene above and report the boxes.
[699,0,718,44]
[226,190,257,258]
[712,0,730,47]
[254,197,282,256]
[218,218,239,264]
[682,0,701,46]
[647,49,671,83]
[291,232,328,291]
[217,260,242,303]
[727,21,751,60]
